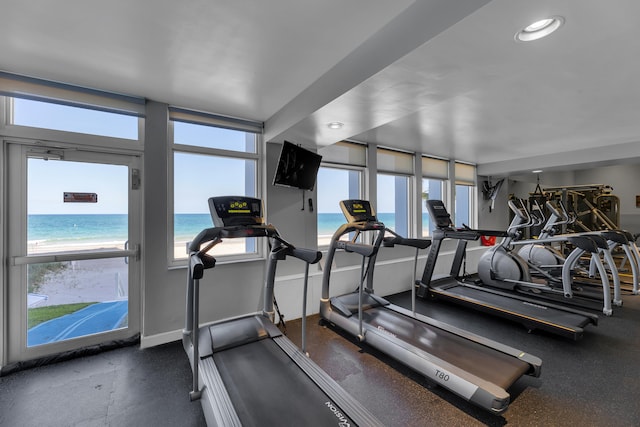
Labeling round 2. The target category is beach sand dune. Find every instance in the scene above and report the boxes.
[36,257,129,307]
[30,240,249,308]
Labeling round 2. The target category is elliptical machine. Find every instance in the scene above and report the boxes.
[518,200,639,295]
[477,199,617,315]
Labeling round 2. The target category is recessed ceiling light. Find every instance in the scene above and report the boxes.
[327,121,344,129]
[515,16,564,42]
[532,169,543,173]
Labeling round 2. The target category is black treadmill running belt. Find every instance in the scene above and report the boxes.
[446,285,593,327]
[364,307,530,390]
[213,339,355,426]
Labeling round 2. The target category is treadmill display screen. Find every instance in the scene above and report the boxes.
[208,196,263,227]
[340,199,378,223]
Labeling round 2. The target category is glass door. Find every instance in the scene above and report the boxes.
[5,142,141,363]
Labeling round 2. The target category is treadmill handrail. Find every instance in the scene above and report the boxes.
[185,219,323,399]
[383,235,432,250]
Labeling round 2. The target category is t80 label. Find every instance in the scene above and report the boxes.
[435,369,450,382]
[429,368,478,400]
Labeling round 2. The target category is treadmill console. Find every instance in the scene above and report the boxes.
[208,196,263,227]
[426,200,453,229]
[340,199,377,223]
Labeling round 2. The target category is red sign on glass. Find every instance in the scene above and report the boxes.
[63,192,98,203]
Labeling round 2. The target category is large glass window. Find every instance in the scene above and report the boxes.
[173,121,255,152]
[377,148,413,237]
[317,141,367,245]
[170,111,260,262]
[455,184,473,227]
[377,173,410,237]
[11,98,139,140]
[2,72,144,141]
[421,178,444,236]
[316,166,362,246]
[454,162,476,228]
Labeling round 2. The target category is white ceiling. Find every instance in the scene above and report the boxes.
[2,0,640,176]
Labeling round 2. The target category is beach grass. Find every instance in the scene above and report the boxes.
[28,261,68,294]
[28,302,95,329]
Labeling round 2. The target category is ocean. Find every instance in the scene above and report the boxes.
[27,214,213,246]
[28,213,432,246]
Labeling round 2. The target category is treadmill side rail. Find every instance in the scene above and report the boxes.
[321,301,519,414]
[200,357,242,427]
[275,337,386,427]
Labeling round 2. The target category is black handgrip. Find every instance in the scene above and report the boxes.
[567,236,599,253]
[336,241,376,257]
[190,253,217,280]
[583,234,608,250]
[190,255,203,280]
[290,247,322,264]
[472,229,509,237]
[383,236,431,249]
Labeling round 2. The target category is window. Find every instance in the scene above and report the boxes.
[316,167,362,246]
[454,162,476,228]
[317,141,366,245]
[11,98,139,140]
[377,148,413,237]
[377,173,410,236]
[422,178,444,236]
[2,71,144,140]
[170,108,261,262]
[421,156,449,236]
[172,114,256,152]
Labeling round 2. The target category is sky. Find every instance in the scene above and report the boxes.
[18,98,396,215]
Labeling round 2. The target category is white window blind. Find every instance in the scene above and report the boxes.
[377,148,413,174]
[422,156,449,180]
[0,71,145,116]
[169,106,262,134]
[455,162,476,185]
[318,141,366,167]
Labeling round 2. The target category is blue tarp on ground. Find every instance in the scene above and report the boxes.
[28,301,128,346]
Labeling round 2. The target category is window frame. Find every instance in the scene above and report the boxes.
[421,177,446,237]
[1,72,145,151]
[316,163,365,247]
[2,97,145,152]
[420,155,450,237]
[168,115,262,267]
[376,147,414,237]
[376,171,413,237]
[454,162,478,229]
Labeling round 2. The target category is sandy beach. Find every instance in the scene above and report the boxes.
[27,239,251,308]
[26,227,344,310]
[33,257,129,307]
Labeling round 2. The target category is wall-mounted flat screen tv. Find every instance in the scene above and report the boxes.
[273,141,322,191]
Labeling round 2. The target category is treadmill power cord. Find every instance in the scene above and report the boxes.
[273,293,287,335]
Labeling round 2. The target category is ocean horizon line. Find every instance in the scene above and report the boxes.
[27,213,430,248]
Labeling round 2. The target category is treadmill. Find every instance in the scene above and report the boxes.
[416,199,598,341]
[183,196,383,426]
[319,199,542,414]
